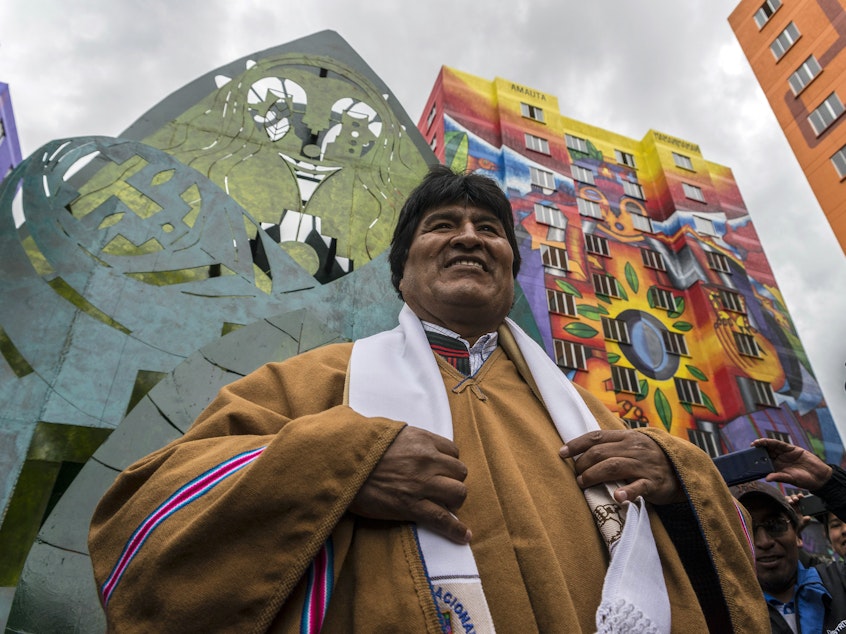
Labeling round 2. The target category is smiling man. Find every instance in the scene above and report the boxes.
[89,166,768,632]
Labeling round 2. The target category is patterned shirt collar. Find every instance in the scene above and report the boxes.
[421,321,498,376]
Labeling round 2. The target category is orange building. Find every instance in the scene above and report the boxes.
[729,0,846,253]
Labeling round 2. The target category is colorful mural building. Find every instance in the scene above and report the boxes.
[418,66,843,467]
[0,82,23,183]
[729,0,846,253]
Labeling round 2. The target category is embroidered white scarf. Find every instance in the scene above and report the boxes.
[348,305,670,633]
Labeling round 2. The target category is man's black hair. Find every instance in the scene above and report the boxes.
[389,164,521,297]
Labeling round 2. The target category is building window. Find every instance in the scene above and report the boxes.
[663,331,689,356]
[521,102,545,123]
[789,56,822,95]
[565,133,590,154]
[641,248,666,271]
[623,180,644,199]
[541,244,568,272]
[720,289,746,313]
[525,133,550,154]
[770,22,800,60]
[809,93,845,136]
[832,145,846,179]
[734,332,760,357]
[673,152,694,171]
[689,428,721,458]
[675,378,704,405]
[631,213,653,233]
[683,183,706,202]
[593,273,620,298]
[426,104,437,130]
[650,287,677,311]
[602,317,630,343]
[534,203,566,228]
[752,380,778,407]
[706,251,731,273]
[530,166,556,190]
[547,288,577,316]
[766,430,791,443]
[554,340,588,371]
[615,149,637,169]
[571,164,595,184]
[611,366,639,393]
[0,119,5,143]
[585,233,610,257]
[625,419,650,429]
[754,0,781,28]
[577,197,602,219]
[694,216,717,236]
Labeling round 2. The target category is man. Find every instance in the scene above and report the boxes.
[89,166,767,632]
[736,438,846,632]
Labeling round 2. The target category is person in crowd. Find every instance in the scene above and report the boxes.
[89,165,768,633]
[734,437,846,632]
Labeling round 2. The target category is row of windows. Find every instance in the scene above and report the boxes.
[520,106,639,171]
[533,205,733,275]
[762,11,846,168]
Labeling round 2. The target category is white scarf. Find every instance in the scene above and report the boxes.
[348,305,670,633]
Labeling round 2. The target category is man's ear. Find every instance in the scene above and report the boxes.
[797,534,804,548]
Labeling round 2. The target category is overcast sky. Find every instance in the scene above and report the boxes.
[2,1,845,439]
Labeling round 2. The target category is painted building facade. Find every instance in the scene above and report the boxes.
[729,0,846,253]
[418,66,843,466]
[0,82,23,183]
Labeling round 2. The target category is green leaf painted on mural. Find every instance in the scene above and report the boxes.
[555,279,583,297]
[668,297,685,318]
[681,402,693,415]
[444,132,469,172]
[647,288,656,309]
[673,321,693,332]
[686,365,709,381]
[577,304,608,320]
[701,391,718,415]
[625,262,639,293]
[655,388,672,432]
[596,293,612,305]
[635,379,649,402]
[607,353,621,364]
[563,322,599,339]
[615,281,629,301]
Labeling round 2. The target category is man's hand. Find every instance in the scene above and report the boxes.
[350,426,471,544]
[559,429,684,505]
[752,437,833,490]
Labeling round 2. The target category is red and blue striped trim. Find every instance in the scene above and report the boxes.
[733,499,755,556]
[100,446,266,604]
[300,538,334,634]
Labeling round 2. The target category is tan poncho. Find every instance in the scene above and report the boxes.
[89,339,770,633]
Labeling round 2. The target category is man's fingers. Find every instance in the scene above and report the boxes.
[424,475,468,513]
[412,498,472,545]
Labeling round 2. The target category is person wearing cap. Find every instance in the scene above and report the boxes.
[733,438,846,633]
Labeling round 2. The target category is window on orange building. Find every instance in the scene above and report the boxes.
[565,133,590,154]
[770,22,800,60]
[623,180,645,199]
[602,317,630,343]
[541,244,568,273]
[577,197,602,219]
[631,213,653,233]
[788,56,822,95]
[754,0,781,29]
[706,250,732,273]
[641,248,666,271]
[689,427,721,458]
[809,93,845,136]
[831,145,846,179]
[534,202,566,229]
[650,287,677,311]
[734,333,760,358]
[530,166,556,190]
[663,331,689,356]
[593,273,621,299]
[673,152,695,171]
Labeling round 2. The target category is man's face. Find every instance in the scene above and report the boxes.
[399,204,514,340]
[746,497,800,597]
[828,514,846,557]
